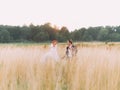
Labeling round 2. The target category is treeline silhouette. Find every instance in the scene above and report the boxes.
[0,23,120,43]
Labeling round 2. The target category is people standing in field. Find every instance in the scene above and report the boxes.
[65,40,77,59]
[43,40,60,61]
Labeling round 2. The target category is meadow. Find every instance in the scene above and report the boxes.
[0,42,120,90]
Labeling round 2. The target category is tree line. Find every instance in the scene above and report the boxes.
[0,23,120,43]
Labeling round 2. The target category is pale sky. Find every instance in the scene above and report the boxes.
[0,0,120,31]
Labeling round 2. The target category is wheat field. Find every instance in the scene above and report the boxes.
[0,43,120,90]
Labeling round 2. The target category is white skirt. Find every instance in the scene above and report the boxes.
[42,50,60,62]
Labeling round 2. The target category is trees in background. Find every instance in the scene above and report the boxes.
[0,23,120,43]
[71,26,120,42]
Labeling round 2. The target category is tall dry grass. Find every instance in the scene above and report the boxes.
[0,43,120,90]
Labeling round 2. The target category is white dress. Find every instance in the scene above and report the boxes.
[43,44,60,61]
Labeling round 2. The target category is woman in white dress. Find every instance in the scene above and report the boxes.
[43,40,60,62]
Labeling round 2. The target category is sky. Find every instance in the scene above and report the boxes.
[0,0,120,31]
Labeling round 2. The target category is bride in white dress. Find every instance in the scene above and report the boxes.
[43,40,60,62]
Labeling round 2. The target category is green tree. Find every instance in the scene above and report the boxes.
[0,29,11,43]
[33,31,49,42]
[41,23,57,40]
[58,26,70,42]
[20,26,31,42]
[82,30,93,41]
[97,28,109,41]
[109,33,120,41]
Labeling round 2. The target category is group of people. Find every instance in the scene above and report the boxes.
[43,40,77,61]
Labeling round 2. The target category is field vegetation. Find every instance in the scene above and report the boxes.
[0,42,120,90]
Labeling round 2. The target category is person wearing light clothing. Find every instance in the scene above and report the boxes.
[44,40,60,61]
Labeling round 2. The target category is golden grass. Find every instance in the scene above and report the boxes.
[0,43,120,90]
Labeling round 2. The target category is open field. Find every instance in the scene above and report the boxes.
[0,42,120,90]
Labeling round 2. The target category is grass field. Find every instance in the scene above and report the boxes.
[0,42,120,90]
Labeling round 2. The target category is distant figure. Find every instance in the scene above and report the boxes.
[63,40,77,59]
[43,40,60,61]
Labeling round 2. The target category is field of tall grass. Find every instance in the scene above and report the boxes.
[0,42,120,90]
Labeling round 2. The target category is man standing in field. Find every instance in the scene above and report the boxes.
[63,40,77,60]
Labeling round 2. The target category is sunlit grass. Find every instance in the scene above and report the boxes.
[0,43,120,90]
